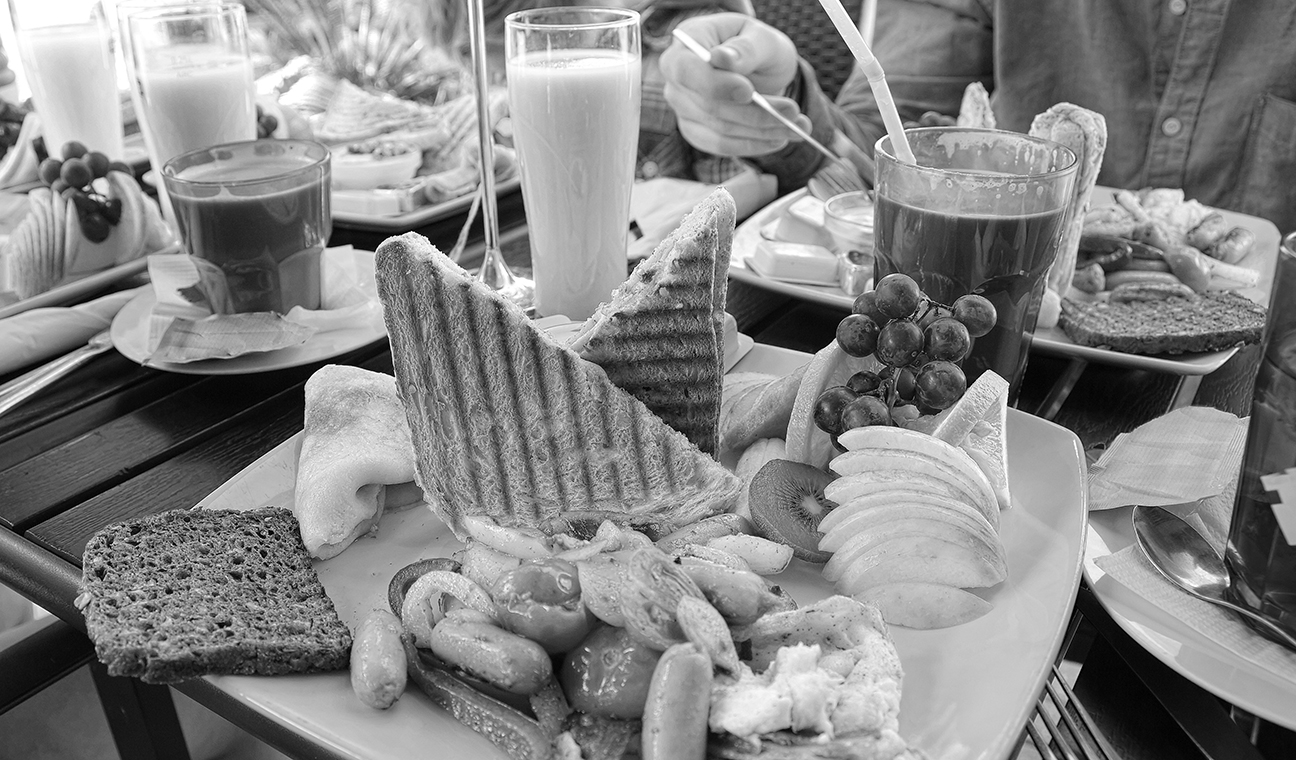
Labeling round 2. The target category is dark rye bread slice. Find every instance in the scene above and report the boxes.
[1059,291,1266,355]
[375,232,741,538]
[77,506,352,684]
[568,189,736,457]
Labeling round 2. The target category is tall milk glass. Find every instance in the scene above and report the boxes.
[505,8,640,320]
[121,1,255,217]
[8,0,124,159]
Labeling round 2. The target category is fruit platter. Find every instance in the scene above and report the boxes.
[730,186,1281,377]
[73,191,1087,760]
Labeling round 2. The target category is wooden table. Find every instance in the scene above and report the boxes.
[1,210,1291,759]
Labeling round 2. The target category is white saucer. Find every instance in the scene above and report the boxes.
[110,289,387,376]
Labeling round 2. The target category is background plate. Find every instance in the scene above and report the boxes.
[730,188,1281,377]
[1085,508,1296,730]
[198,342,1087,760]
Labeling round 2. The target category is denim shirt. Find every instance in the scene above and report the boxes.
[777,0,1296,234]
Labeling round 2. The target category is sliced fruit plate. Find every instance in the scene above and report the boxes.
[196,342,1086,760]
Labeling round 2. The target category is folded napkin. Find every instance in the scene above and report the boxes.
[0,287,141,376]
[144,246,384,364]
[1088,408,1296,677]
[629,169,777,260]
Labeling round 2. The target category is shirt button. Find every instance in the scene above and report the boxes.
[1161,117,1183,137]
[1169,0,1187,15]
[642,160,659,178]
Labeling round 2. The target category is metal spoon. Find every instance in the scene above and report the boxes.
[1132,504,1296,649]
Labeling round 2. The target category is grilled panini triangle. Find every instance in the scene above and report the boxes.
[376,232,742,538]
[570,188,736,457]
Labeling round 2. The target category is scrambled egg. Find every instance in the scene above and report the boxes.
[709,641,903,744]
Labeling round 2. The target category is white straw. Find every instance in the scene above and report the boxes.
[816,0,916,165]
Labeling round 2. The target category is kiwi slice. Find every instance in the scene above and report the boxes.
[748,459,836,563]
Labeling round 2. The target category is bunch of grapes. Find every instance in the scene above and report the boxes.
[38,141,134,243]
[256,104,279,139]
[813,273,997,437]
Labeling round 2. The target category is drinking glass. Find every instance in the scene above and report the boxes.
[1225,231,1296,651]
[872,127,1077,400]
[505,7,641,321]
[8,0,124,160]
[162,140,331,315]
[121,0,255,216]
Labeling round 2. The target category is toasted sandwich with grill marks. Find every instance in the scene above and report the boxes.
[376,232,741,538]
[569,188,736,457]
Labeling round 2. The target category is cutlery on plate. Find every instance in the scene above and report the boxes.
[0,329,114,419]
[1132,504,1296,649]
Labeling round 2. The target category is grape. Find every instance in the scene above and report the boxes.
[61,141,88,160]
[813,385,858,436]
[851,290,888,324]
[85,151,111,179]
[924,317,972,363]
[915,361,967,412]
[917,302,953,330]
[846,370,882,395]
[106,160,133,176]
[68,189,98,217]
[952,294,997,338]
[60,158,93,189]
[881,365,917,401]
[101,197,123,225]
[79,211,111,243]
[840,394,892,430]
[835,314,880,358]
[875,320,923,367]
[874,273,922,320]
[38,157,62,187]
[258,113,279,138]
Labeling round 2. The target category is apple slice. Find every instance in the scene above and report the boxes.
[819,489,999,546]
[823,469,999,532]
[830,448,997,519]
[836,535,1006,594]
[855,583,993,629]
[821,513,1005,583]
[831,427,999,519]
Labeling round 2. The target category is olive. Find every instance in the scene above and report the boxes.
[560,624,662,719]
[493,558,594,654]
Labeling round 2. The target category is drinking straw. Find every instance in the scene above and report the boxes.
[815,0,916,165]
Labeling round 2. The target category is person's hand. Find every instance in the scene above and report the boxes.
[659,13,806,157]
[0,50,16,88]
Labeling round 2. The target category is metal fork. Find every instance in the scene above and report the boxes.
[0,329,114,419]
[806,130,876,201]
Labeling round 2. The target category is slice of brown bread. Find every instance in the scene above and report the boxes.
[1058,291,1266,355]
[569,188,736,457]
[375,232,742,538]
[77,506,352,684]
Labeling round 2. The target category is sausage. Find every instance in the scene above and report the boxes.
[1208,227,1256,265]
[641,643,713,760]
[1102,270,1184,290]
[351,609,407,709]
[428,617,553,695]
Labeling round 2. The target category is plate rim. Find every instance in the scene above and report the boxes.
[331,175,522,231]
[730,187,1279,377]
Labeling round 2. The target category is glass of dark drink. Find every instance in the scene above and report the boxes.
[1225,231,1296,651]
[872,128,1077,400]
[162,139,331,314]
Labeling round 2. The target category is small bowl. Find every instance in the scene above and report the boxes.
[823,191,876,259]
[331,144,422,190]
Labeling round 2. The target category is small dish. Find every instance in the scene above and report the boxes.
[331,146,422,191]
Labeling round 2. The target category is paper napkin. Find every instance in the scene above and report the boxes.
[144,246,384,364]
[1087,406,1248,511]
[629,169,778,260]
[1089,407,1296,677]
[0,287,141,376]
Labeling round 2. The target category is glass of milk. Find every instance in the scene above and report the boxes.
[119,1,255,219]
[7,0,124,160]
[505,8,641,321]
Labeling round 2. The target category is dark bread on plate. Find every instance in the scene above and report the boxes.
[569,188,736,456]
[1059,291,1265,355]
[375,232,741,539]
[77,506,352,684]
